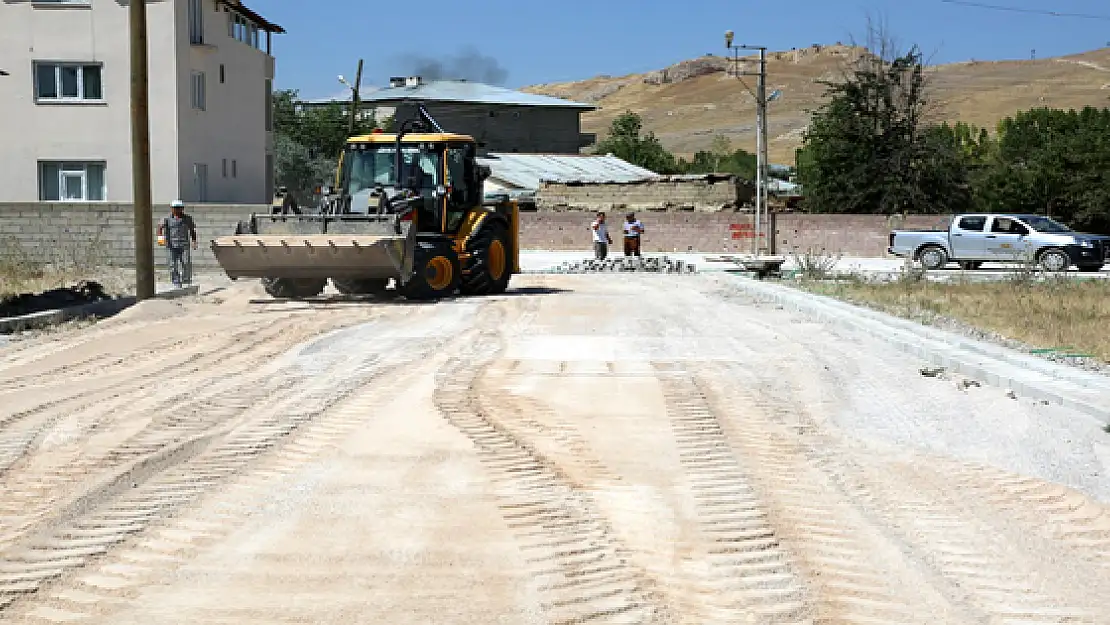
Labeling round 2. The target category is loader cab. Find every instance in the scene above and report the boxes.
[337,133,482,236]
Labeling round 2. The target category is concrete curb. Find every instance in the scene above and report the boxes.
[0,285,200,335]
[715,274,1110,424]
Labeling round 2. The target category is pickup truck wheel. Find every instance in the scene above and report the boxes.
[1038,248,1070,272]
[918,245,948,270]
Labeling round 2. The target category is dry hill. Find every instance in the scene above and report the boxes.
[524,44,1110,166]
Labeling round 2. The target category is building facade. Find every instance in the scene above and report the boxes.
[331,77,597,155]
[0,0,283,205]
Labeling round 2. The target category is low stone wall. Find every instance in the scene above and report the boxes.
[0,203,953,272]
[536,175,755,213]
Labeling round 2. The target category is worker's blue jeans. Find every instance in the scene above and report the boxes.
[167,246,192,286]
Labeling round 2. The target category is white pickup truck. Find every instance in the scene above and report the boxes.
[888,213,1110,272]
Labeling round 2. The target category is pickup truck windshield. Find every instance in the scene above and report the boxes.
[1022,216,1072,234]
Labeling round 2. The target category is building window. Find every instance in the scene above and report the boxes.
[228,11,264,50]
[34,62,102,102]
[187,0,204,44]
[193,163,209,202]
[265,153,274,198]
[219,64,225,84]
[264,79,273,131]
[232,160,238,178]
[191,72,206,110]
[222,159,228,178]
[39,161,106,202]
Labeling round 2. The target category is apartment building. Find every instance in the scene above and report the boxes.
[0,0,283,205]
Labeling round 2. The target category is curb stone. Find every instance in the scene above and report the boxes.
[0,285,200,335]
[717,274,1110,424]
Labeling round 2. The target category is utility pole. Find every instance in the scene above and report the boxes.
[341,59,364,139]
[725,32,769,255]
[130,0,155,299]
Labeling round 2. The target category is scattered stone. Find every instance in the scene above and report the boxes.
[1006,390,1018,399]
[959,379,981,390]
[525,256,698,275]
[920,366,946,378]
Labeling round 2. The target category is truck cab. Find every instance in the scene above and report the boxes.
[888,213,1110,272]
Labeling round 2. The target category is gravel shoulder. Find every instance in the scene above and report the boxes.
[1,273,1108,623]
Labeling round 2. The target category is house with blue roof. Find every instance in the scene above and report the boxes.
[357,76,598,155]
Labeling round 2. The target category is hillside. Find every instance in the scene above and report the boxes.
[523,44,1110,166]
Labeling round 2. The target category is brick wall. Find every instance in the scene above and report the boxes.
[519,211,953,256]
[536,176,755,213]
[0,203,955,270]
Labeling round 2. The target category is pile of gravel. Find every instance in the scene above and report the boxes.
[525,256,698,275]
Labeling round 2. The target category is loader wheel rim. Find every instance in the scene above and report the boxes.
[489,239,507,281]
[425,256,454,290]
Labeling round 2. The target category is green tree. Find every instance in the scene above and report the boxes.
[974,106,1110,231]
[270,88,381,199]
[593,111,680,174]
[795,44,970,214]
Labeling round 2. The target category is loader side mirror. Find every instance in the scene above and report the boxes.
[434,184,447,198]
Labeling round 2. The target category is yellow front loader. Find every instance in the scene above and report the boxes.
[210,104,520,300]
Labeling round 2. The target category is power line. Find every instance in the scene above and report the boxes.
[939,0,1110,21]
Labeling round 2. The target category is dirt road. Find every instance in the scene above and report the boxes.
[1,274,1108,624]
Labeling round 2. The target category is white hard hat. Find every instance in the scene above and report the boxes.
[170,199,185,208]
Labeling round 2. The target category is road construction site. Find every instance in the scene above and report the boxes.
[1,271,1109,624]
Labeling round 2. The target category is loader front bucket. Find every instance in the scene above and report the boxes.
[209,214,415,281]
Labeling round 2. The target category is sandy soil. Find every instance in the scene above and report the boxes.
[0,274,1108,624]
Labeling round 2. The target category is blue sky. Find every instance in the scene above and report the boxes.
[257,0,1110,100]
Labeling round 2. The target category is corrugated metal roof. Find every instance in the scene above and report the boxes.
[362,80,595,109]
[477,153,659,189]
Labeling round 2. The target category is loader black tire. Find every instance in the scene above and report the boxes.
[261,277,326,299]
[332,278,391,297]
[460,220,512,296]
[400,240,460,301]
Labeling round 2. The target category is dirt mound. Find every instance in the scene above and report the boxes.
[0,280,112,318]
[97,298,187,327]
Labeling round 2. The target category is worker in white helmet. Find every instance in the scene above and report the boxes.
[156,200,197,287]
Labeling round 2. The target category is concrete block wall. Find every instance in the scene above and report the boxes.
[0,203,257,270]
[536,177,754,213]
[0,204,954,273]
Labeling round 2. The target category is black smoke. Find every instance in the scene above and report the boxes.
[392,47,508,85]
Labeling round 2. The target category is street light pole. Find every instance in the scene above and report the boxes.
[339,59,364,140]
[130,0,155,300]
[725,32,769,255]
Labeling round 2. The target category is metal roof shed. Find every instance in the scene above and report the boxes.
[361,79,596,110]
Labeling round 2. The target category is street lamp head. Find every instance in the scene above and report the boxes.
[725,31,734,48]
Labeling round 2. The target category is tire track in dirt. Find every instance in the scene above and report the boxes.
[716,361,1106,624]
[474,378,622,487]
[0,300,492,622]
[651,361,813,624]
[433,307,667,624]
[0,322,268,394]
[0,308,467,616]
[0,312,383,549]
[0,314,303,439]
[947,462,1110,566]
[693,366,973,625]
